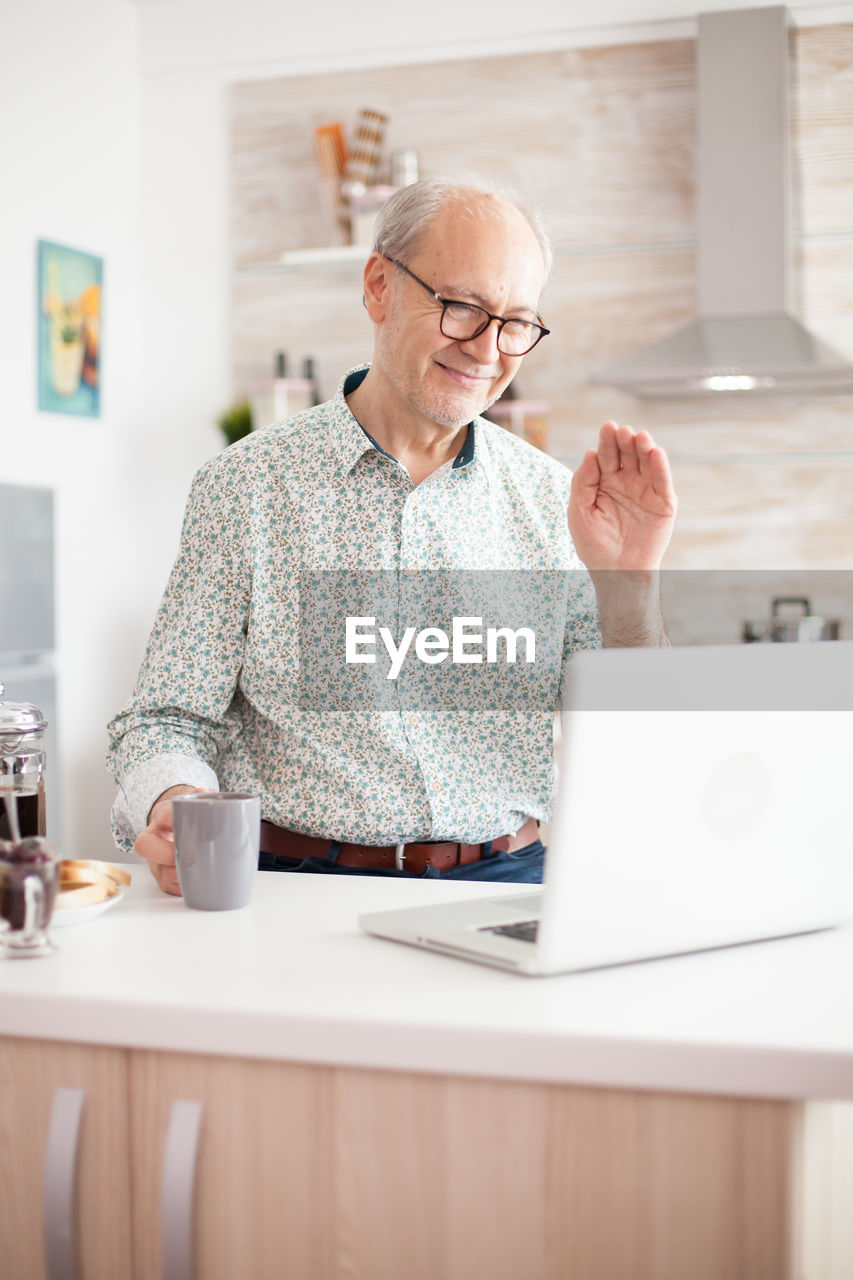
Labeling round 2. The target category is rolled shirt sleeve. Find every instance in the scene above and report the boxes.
[107,459,250,848]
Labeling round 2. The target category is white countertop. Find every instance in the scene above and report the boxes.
[2,871,853,1101]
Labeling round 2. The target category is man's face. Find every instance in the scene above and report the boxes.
[371,197,547,432]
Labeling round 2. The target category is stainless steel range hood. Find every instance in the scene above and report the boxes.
[597,6,853,398]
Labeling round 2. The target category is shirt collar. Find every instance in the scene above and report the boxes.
[329,365,378,479]
[330,363,488,483]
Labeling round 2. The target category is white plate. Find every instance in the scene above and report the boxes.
[51,887,124,928]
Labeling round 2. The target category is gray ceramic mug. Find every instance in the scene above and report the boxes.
[172,793,260,910]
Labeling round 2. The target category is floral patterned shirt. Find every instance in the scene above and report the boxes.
[107,366,600,852]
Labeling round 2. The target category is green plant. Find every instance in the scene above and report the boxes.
[217,399,253,447]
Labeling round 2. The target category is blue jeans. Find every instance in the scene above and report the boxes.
[258,839,546,883]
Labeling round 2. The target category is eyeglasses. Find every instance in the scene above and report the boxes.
[387,257,550,357]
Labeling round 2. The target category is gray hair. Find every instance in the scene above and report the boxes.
[372,176,553,282]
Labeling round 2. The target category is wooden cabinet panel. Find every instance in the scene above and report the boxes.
[336,1070,793,1280]
[546,1084,791,1280]
[130,1049,337,1280]
[7,1033,852,1279]
[128,1048,795,1280]
[0,1036,133,1280]
[334,1068,551,1280]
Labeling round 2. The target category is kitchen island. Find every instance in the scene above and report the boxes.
[2,871,852,1279]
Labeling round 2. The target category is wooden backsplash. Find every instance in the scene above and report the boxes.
[230,26,853,591]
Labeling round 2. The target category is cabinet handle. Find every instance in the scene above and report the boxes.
[161,1099,204,1280]
[42,1086,85,1280]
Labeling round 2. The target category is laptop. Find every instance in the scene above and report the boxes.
[359,642,853,975]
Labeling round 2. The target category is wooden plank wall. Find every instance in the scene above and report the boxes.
[230,26,853,634]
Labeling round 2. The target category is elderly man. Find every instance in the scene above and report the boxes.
[107,177,676,892]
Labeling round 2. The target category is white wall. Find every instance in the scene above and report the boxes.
[1,0,146,857]
[1,0,234,861]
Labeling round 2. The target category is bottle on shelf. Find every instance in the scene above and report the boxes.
[251,351,314,429]
[303,356,321,406]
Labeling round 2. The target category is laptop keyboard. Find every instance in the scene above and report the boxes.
[480,919,539,944]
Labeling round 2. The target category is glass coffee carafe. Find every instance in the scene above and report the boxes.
[0,683,47,842]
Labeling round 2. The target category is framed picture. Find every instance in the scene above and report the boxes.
[37,239,103,417]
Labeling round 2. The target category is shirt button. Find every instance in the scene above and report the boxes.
[408,714,420,727]
[431,780,443,794]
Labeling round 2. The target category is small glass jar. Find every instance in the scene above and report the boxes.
[0,683,47,841]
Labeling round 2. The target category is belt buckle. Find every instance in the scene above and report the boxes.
[394,841,406,871]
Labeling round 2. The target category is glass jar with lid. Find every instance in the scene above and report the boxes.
[0,682,47,840]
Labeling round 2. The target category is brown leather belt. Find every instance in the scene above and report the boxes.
[259,817,539,875]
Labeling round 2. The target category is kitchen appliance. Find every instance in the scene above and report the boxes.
[0,484,61,843]
[742,596,841,643]
[598,6,853,397]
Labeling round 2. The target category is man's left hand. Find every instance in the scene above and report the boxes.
[568,421,677,571]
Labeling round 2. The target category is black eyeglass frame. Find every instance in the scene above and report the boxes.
[386,256,550,356]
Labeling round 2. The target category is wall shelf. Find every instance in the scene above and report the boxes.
[234,240,705,278]
[237,245,369,277]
